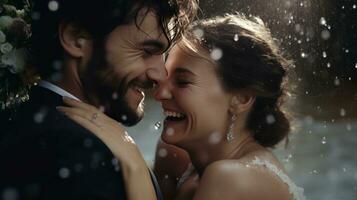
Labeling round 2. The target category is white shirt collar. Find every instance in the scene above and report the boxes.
[38,80,81,101]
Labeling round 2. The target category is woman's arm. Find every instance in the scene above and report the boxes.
[57,97,156,200]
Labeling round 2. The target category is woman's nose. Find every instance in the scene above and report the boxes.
[154,81,172,101]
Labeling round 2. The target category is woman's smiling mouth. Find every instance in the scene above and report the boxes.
[164,110,186,121]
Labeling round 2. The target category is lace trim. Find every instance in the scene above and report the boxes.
[250,157,306,200]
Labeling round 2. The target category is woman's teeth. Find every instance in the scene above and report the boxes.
[164,111,186,120]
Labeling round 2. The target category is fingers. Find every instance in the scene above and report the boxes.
[62,97,114,123]
[62,111,103,137]
[57,106,103,127]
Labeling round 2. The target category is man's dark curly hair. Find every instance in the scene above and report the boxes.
[30,0,198,79]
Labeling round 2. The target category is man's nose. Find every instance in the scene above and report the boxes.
[146,57,168,83]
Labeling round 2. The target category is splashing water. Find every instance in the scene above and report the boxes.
[59,167,71,179]
[154,121,162,130]
[234,34,239,41]
[48,1,59,12]
[321,136,327,144]
[158,148,168,158]
[210,48,223,60]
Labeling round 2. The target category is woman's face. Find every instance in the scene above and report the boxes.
[155,44,232,148]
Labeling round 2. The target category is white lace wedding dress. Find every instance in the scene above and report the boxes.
[177,157,306,200]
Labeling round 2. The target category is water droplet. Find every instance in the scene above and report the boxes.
[327,62,331,68]
[2,187,19,200]
[31,12,41,20]
[353,4,356,9]
[346,124,352,131]
[321,136,327,144]
[310,169,319,174]
[208,132,222,144]
[52,60,62,70]
[33,107,48,124]
[165,127,175,136]
[284,154,293,162]
[321,30,330,40]
[193,28,204,40]
[322,51,327,58]
[355,63,357,69]
[48,0,59,12]
[59,167,70,179]
[304,116,314,125]
[340,108,346,117]
[319,17,327,26]
[210,48,223,60]
[164,174,169,179]
[112,92,118,100]
[234,34,239,41]
[121,115,127,121]
[154,121,161,130]
[301,52,307,58]
[266,115,276,124]
[99,106,106,112]
[334,78,340,86]
[112,158,119,165]
[83,138,93,148]
[158,148,168,158]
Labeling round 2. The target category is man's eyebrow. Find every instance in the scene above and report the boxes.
[140,39,166,50]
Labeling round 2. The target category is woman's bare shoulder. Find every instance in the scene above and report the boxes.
[193,160,292,200]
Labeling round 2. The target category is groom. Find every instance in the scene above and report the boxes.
[0,0,196,199]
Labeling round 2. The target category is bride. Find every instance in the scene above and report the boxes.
[57,14,305,200]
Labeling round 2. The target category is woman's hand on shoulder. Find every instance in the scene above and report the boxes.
[56,97,144,168]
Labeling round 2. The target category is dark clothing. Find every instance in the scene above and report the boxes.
[0,86,162,200]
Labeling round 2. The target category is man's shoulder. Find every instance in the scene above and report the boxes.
[1,86,99,150]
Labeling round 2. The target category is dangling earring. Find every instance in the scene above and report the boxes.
[226,114,237,142]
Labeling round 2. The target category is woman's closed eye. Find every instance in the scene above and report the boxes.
[174,78,192,87]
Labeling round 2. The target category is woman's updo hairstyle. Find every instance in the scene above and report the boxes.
[180,14,293,148]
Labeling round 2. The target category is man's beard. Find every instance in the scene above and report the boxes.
[80,39,144,126]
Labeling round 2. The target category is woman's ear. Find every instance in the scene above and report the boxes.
[229,93,255,114]
[59,22,90,58]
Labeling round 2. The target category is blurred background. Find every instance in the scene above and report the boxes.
[127,1,357,200]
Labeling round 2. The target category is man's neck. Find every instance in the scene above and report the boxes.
[55,79,86,102]
[54,59,87,102]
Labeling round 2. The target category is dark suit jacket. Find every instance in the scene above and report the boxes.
[0,86,162,200]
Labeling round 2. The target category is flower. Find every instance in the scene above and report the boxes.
[8,18,31,41]
[1,48,27,73]
[0,15,14,30]
[1,1,32,110]
[0,42,13,54]
[0,30,6,43]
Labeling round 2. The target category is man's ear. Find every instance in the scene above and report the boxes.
[229,93,255,114]
[59,22,90,58]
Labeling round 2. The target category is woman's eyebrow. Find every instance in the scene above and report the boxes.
[174,67,196,76]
